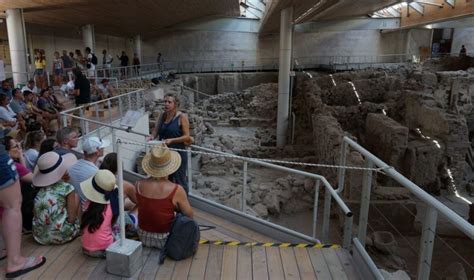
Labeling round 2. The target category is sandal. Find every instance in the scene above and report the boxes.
[5,256,46,278]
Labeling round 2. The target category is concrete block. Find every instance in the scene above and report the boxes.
[106,239,143,277]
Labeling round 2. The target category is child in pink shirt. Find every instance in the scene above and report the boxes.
[80,170,118,258]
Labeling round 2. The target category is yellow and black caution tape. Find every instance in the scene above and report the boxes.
[198,240,340,249]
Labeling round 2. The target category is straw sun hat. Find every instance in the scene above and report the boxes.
[32,152,77,187]
[81,169,117,204]
[141,145,181,178]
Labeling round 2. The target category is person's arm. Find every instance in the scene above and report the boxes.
[163,113,193,145]
[66,191,79,223]
[147,113,162,141]
[20,172,33,184]
[174,186,193,218]
[124,180,137,205]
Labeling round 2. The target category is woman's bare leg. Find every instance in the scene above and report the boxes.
[0,180,43,273]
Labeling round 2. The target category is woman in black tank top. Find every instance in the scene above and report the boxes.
[149,94,193,193]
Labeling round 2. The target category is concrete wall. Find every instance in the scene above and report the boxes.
[0,23,433,71]
[142,29,432,64]
[380,29,432,56]
[452,27,474,55]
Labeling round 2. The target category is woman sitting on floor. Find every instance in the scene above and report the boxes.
[32,151,80,245]
[137,144,193,248]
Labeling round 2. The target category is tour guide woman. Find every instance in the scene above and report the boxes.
[149,94,193,193]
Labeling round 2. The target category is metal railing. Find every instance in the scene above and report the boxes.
[337,136,474,280]
[60,88,404,278]
[91,53,423,82]
[60,88,146,146]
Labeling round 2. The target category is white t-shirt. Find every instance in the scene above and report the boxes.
[21,85,38,94]
[0,105,17,122]
[65,81,75,93]
[87,53,96,71]
[104,54,113,68]
[98,83,109,95]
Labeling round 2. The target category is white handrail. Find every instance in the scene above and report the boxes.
[342,136,473,239]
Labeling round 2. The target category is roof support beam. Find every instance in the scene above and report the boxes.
[295,18,400,32]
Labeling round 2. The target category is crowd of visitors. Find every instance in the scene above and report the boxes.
[0,44,192,277]
[0,95,193,279]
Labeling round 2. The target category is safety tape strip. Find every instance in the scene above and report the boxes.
[198,240,340,249]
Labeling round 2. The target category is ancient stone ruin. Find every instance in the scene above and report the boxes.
[142,60,474,277]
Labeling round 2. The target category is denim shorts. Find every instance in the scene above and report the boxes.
[34,69,44,76]
[0,152,18,190]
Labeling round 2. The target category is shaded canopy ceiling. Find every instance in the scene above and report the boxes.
[0,0,241,37]
[0,0,404,37]
[259,0,400,33]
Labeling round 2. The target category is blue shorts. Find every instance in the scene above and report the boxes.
[34,69,44,76]
[0,152,18,190]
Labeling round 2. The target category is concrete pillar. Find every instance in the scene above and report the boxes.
[82,24,95,53]
[134,35,142,63]
[5,9,28,86]
[276,6,294,147]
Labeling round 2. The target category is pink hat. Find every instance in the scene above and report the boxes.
[32,152,77,187]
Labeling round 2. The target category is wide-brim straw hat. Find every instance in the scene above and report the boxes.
[81,169,117,204]
[141,144,181,178]
[32,152,77,187]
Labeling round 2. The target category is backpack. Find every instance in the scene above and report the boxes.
[91,53,98,65]
[159,213,200,264]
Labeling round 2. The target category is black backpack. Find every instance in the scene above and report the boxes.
[159,213,200,264]
[91,53,98,65]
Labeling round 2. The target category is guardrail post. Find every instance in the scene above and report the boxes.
[417,206,438,280]
[337,141,348,193]
[111,128,117,153]
[358,159,374,247]
[127,93,132,111]
[118,97,123,120]
[94,104,101,139]
[135,91,140,110]
[187,147,192,194]
[312,179,320,239]
[242,161,248,212]
[61,114,68,128]
[322,187,331,243]
[343,215,353,249]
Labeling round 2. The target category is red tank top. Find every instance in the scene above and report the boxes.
[137,183,178,233]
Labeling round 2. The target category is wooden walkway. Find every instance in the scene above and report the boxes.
[0,209,360,279]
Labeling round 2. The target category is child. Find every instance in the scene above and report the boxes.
[80,170,119,258]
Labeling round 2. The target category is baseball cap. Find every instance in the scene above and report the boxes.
[82,137,110,154]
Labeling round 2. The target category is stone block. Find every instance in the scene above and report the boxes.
[106,239,143,277]
[365,113,408,168]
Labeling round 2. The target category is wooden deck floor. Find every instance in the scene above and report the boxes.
[0,209,360,280]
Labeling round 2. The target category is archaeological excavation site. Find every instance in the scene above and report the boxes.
[2,1,474,279]
[137,55,474,279]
